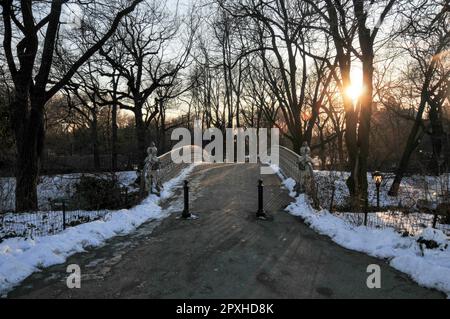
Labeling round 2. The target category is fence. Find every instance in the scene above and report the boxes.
[276,145,450,236]
[0,146,201,243]
[0,209,112,241]
[334,211,450,236]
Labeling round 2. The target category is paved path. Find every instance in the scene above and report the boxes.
[8,164,444,298]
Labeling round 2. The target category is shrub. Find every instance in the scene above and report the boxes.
[72,175,123,210]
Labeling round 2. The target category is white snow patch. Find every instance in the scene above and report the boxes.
[276,165,450,297]
[282,178,297,198]
[0,164,196,296]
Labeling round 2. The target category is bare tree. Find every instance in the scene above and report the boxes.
[389,0,450,195]
[63,61,108,170]
[220,0,327,152]
[99,0,195,165]
[1,0,143,211]
[348,0,396,206]
[304,0,396,206]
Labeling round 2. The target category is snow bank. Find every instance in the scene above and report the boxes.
[0,164,196,296]
[280,169,450,297]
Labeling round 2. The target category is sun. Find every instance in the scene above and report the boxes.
[345,83,362,102]
[345,68,364,103]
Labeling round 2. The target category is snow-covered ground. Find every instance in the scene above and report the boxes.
[333,210,450,236]
[0,165,196,297]
[276,169,450,297]
[0,171,139,212]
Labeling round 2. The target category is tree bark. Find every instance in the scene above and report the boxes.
[337,132,345,170]
[14,96,45,212]
[111,75,119,171]
[91,114,100,171]
[135,106,147,167]
[159,100,166,153]
[342,70,358,197]
[356,51,374,207]
[429,95,445,175]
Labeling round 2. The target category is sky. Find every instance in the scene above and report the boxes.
[1,0,423,122]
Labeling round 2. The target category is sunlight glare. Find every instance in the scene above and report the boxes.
[345,84,362,102]
[345,68,363,103]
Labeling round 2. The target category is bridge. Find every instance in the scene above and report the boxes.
[7,147,444,298]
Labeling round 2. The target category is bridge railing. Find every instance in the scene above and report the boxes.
[278,146,320,208]
[278,146,302,183]
[157,145,207,184]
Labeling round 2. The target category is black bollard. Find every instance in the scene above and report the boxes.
[256,179,267,219]
[376,183,380,209]
[62,201,66,230]
[182,180,191,219]
[432,213,438,229]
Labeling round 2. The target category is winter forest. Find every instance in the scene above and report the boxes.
[0,0,449,299]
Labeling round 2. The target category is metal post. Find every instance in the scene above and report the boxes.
[182,180,191,219]
[256,179,266,218]
[62,201,66,230]
[139,169,145,199]
[432,213,438,229]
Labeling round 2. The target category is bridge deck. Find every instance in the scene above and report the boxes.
[9,163,443,298]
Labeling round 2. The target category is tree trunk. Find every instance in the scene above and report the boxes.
[388,131,424,196]
[304,101,320,146]
[111,103,118,171]
[91,115,100,171]
[319,128,327,170]
[324,0,357,196]
[292,138,302,154]
[111,76,119,171]
[343,75,358,197]
[159,102,166,153]
[135,106,147,168]
[350,0,378,208]
[356,50,374,208]
[14,97,45,212]
[429,97,444,175]
[388,76,431,196]
[337,132,345,170]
